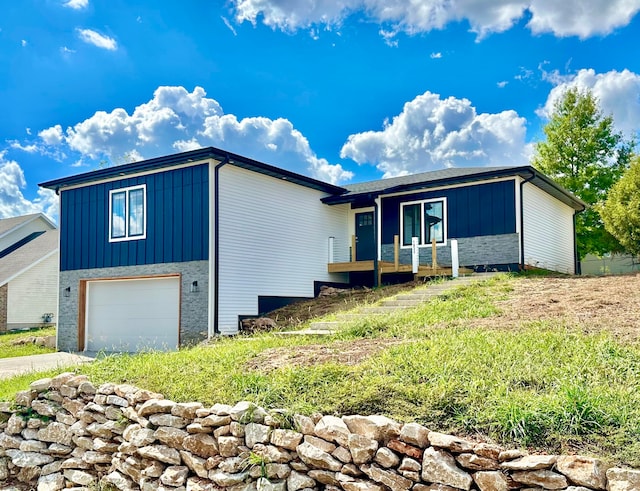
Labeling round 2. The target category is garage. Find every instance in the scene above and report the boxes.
[85,276,180,352]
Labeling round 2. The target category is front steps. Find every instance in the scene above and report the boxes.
[275,273,498,337]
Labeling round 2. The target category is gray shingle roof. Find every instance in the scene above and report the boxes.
[324,165,586,211]
[342,166,515,194]
[0,229,59,286]
[0,213,42,238]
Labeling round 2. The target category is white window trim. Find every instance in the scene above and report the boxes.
[400,197,448,248]
[108,184,147,242]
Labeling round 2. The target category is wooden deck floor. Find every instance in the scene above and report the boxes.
[328,260,472,277]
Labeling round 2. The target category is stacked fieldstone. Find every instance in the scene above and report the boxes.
[0,373,639,491]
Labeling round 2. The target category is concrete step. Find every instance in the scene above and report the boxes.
[359,306,404,314]
[275,329,336,336]
[379,299,424,307]
[394,293,440,301]
[336,313,365,320]
[308,321,342,330]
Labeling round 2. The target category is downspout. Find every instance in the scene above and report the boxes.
[373,195,379,287]
[573,208,585,275]
[519,170,535,271]
[213,155,230,335]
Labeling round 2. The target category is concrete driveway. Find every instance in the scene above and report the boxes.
[0,352,95,380]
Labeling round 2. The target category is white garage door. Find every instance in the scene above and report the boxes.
[86,276,180,352]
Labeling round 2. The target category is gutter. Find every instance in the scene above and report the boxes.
[213,155,230,335]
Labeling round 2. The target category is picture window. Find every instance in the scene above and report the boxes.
[109,185,146,242]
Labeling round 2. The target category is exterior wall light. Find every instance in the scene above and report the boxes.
[190,281,198,293]
[63,287,71,297]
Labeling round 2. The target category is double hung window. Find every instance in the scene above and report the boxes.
[109,185,146,242]
[401,198,446,247]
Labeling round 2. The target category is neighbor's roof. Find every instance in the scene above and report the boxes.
[0,229,59,287]
[39,146,346,195]
[322,165,586,211]
[0,213,55,238]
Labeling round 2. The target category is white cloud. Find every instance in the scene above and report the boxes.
[430,52,442,59]
[21,40,27,47]
[340,91,529,177]
[9,142,38,153]
[35,86,353,184]
[39,125,65,146]
[497,81,508,88]
[0,152,58,220]
[538,68,640,137]
[221,16,238,35]
[76,28,117,50]
[527,0,640,38]
[63,0,89,9]
[232,0,640,40]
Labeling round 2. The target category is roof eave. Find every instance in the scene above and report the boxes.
[322,166,586,211]
[322,167,522,205]
[39,147,348,196]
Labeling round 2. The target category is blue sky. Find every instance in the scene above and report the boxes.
[1,0,639,219]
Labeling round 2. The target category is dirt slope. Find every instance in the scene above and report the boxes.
[474,273,640,340]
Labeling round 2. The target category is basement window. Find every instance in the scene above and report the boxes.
[109,184,146,242]
[401,198,447,247]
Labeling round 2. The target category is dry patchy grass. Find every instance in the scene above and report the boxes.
[471,273,640,340]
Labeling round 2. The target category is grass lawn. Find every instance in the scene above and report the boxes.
[0,274,639,466]
[0,327,56,359]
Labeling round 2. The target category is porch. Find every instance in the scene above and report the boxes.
[328,234,472,282]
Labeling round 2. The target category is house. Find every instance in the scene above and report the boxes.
[0,213,59,331]
[39,147,585,352]
[322,166,586,276]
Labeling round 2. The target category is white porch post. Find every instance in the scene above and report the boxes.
[412,237,419,274]
[451,239,459,278]
[328,237,335,264]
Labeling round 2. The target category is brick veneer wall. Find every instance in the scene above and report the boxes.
[58,260,209,352]
[380,234,520,271]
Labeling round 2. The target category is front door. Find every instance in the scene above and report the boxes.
[355,212,375,261]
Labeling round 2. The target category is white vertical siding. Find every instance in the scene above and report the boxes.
[216,165,349,334]
[7,253,59,326]
[522,182,576,274]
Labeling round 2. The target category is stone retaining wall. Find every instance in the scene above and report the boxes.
[0,373,638,491]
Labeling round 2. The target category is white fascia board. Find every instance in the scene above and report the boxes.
[56,158,220,193]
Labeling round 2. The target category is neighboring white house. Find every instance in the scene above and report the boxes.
[0,213,59,331]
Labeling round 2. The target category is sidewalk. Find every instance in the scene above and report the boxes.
[0,352,94,380]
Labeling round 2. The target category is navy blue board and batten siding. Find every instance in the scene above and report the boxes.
[381,179,516,242]
[60,164,209,271]
[380,179,519,270]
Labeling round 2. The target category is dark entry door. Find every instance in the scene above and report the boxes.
[355,212,375,261]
